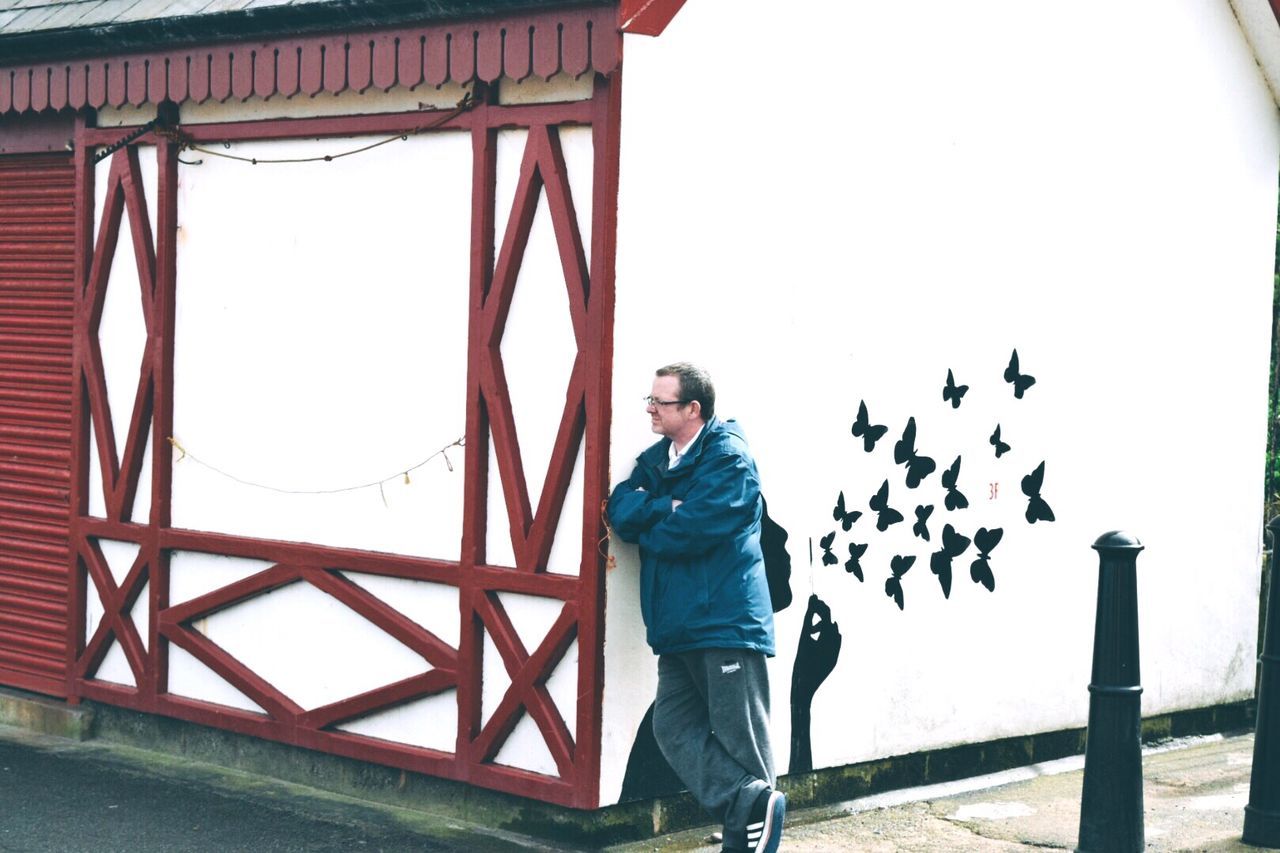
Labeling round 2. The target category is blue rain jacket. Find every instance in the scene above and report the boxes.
[607,417,775,656]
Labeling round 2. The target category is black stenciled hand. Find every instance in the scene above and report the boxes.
[790,594,842,774]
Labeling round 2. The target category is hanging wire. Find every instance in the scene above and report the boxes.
[157,91,477,166]
[598,500,617,571]
[167,435,464,496]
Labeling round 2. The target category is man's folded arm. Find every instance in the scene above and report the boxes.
[607,470,671,542]
[639,450,759,558]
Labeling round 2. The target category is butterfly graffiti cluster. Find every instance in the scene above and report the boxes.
[826,349,1055,611]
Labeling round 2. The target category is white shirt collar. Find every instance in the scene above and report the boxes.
[668,424,705,469]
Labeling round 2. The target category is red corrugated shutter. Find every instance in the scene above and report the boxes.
[0,153,73,698]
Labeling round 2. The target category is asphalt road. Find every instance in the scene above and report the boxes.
[0,728,549,853]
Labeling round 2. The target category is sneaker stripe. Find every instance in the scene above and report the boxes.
[742,789,787,853]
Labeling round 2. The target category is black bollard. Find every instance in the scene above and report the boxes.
[1243,516,1280,846]
[1077,531,1145,853]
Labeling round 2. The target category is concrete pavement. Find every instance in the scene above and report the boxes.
[608,733,1264,852]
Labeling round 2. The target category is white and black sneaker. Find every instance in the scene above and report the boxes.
[744,788,785,853]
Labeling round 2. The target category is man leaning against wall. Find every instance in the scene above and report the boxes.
[607,362,785,853]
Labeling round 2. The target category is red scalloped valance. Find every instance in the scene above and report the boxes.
[0,6,619,116]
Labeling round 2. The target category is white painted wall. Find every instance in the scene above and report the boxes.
[170,130,473,559]
[88,78,597,774]
[1229,0,1280,103]
[602,0,1280,803]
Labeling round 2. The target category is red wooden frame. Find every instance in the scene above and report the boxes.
[68,73,621,809]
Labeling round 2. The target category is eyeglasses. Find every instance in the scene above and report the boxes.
[644,395,687,408]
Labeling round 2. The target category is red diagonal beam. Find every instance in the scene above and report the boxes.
[82,326,120,501]
[472,593,577,778]
[523,360,585,573]
[477,589,528,673]
[84,152,126,319]
[510,603,578,775]
[76,542,120,678]
[483,128,543,346]
[298,668,457,730]
[119,145,157,318]
[108,588,149,687]
[78,611,116,680]
[480,354,532,565]
[161,625,303,721]
[303,568,459,670]
[76,540,148,685]
[77,621,117,680]
[470,608,532,763]
[106,369,153,522]
[535,125,589,347]
[104,544,151,685]
[160,563,299,626]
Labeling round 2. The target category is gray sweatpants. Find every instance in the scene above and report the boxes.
[652,649,775,846]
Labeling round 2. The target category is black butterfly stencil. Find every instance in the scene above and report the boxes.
[942,369,968,409]
[845,541,868,581]
[885,554,916,611]
[1004,349,1036,399]
[912,504,934,542]
[970,527,1004,591]
[851,400,889,453]
[869,480,905,532]
[990,424,1011,459]
[1021,461,1056,524]
[928,523,972,599]
[941,455,969,511]
[820,531,838,565]
[832,491,861,532]
[893,417,936,489]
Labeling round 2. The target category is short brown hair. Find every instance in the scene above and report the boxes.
[656,362,715,421]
